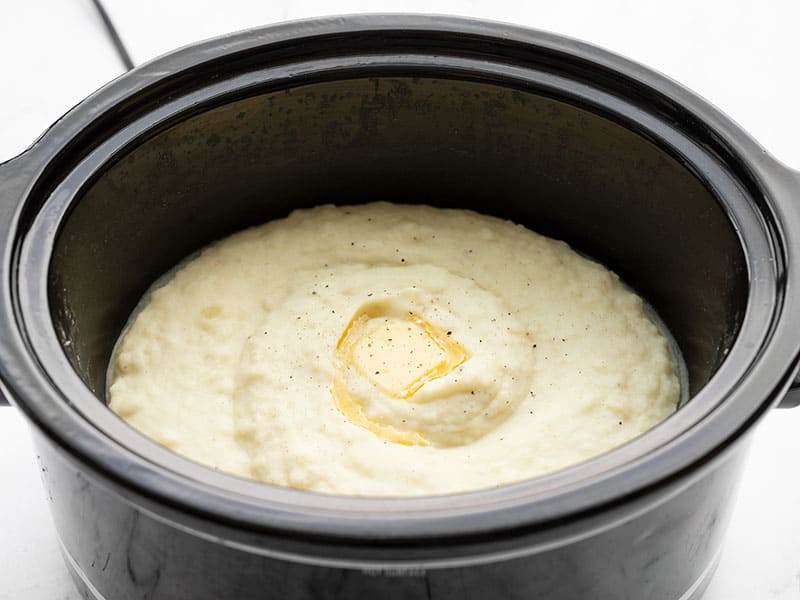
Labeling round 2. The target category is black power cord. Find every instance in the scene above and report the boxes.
[89,0,135,71]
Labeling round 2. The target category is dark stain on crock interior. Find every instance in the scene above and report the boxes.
[48,76,747,402]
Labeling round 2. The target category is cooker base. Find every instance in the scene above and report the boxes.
[59,534,724,600]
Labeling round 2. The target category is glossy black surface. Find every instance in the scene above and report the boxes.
[35,426,747,599]
[1,15,800,600]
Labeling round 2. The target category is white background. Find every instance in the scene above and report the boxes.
[1,1,800,598]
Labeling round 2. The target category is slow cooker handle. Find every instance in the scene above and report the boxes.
[781,384,800,408]
[776,168,800,409]
[0,151,36,407]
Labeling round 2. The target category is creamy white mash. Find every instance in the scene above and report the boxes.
[109,203,679,496]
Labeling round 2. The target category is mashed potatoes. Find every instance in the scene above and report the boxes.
[108,203,679,496]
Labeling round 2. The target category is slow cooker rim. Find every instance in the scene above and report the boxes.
[2,15,800,547]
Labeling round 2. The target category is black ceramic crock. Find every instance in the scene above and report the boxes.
[1,15,799,600]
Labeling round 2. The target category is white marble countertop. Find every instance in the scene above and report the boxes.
[1,2,800,598]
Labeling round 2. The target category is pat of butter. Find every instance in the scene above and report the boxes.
[353,318,461,398]
[332,304,468,445]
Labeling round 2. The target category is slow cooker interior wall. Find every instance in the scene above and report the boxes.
[48,76,747,400]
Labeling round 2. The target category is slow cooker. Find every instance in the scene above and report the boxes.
[1,15,798,600]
